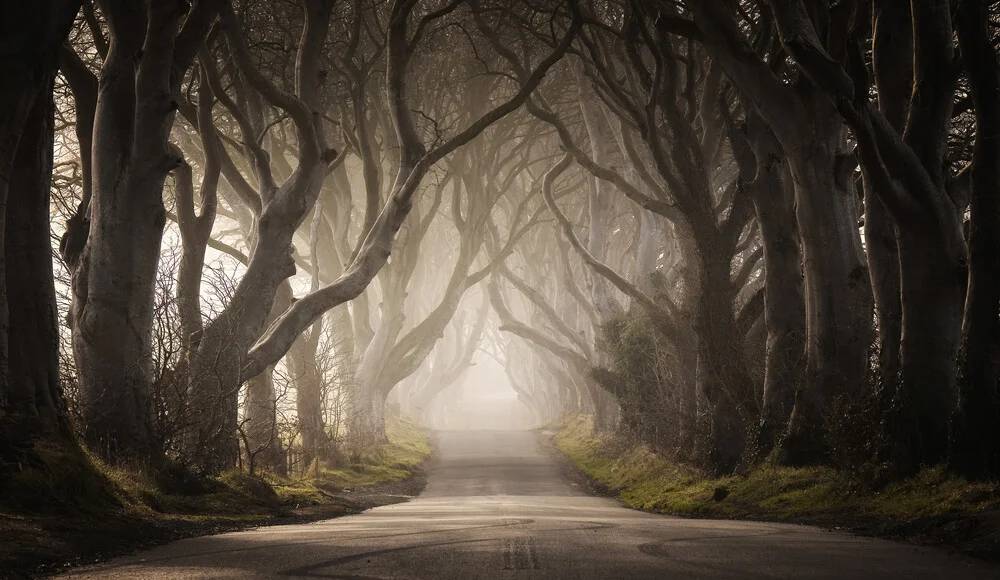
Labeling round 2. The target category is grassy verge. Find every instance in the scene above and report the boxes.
[316,415,433,491]
[0,415,432,579]
[553,415,1000,560]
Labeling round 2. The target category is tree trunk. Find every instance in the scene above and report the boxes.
[782,105,873,465]
[71,38,168,461]
[692,240,753,474]
[865,191,901,385]
[890,232,964,472]
[634,208,662,294]
[575,64,619,320]
[349,300,404,448]
[245,366,286,474]
[0,1,80,442]
[350,305,401,447]
[244,282,299,474]
[288,326,330,467]
[951,0,1000,480]
[580,370,616,430]
[67,0,210,464]
[351,388,389,448]
[2,79,71,440]
[185,207,307,473]
[676,346,698,455]
[866,0,910,389]
[409,342,450,422]
[244,281,296,474]
[746,131,804,456]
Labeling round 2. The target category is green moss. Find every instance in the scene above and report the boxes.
[866,466,998,517]
[1,441,122,514]
[2,415,432,521]
[272,481,330,507]
[316,415,432,490]
[553,414,999,523]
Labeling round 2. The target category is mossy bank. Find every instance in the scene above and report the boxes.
[551,415,1000,562]
[0,415,432,579]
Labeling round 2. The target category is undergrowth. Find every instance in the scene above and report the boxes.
[320,416,433,490]
[554,415,1000,522]
[0,415,432,521]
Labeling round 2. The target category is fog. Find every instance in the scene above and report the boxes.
[18,0,993,492]
[423,355,535,431]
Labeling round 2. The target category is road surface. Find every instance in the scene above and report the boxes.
[59,430,998,579]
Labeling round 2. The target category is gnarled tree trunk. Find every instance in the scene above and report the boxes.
[781,109,872,464]
[0,3,77,436]
[63,0,215,464]
[2,77,72,441]
[742,118,804,457]
[950,1,1000,480]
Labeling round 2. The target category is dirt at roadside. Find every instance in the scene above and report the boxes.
[0,467,429,580]
[810,505,1000,565]
[536,429,620,500]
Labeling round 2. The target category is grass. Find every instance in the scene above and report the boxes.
[317,415,433,490]
[554,415,1000,523]
[1,414,432,518]
[0,414,433,577]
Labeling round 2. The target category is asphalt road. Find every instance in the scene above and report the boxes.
[58,430,998,579]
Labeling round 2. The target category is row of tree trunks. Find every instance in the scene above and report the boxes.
[689,3,874,467]
[234,1,581,464]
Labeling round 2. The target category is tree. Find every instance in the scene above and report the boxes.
[0,1,81,444]
[686,0,873,465]
[63,0,218,463]
[951,0,1000,480]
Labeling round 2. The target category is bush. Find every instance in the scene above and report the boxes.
[592,313,690,453]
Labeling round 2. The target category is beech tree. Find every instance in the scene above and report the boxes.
[60,0,220,463]
[951,0,1000,480]
[6,0,999,487]
[0,1,81,444]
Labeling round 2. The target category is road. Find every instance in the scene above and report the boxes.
[59,430,998,579]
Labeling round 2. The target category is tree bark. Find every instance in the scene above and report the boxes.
[892,231,964,469]
[72,4,170,461]
[0,1,80,440]
[951,0,1000,480]
[781,108,873,464]
[288,328,329,467]
[690,230,753,473]
[689,1,874,467]
[67,0,217,464]
[865,0,910,387]
[245,366,285,474]
[742,118,804,456]
[3,78,71,440]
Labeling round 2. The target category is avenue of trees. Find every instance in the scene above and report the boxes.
[1,0,998,484]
